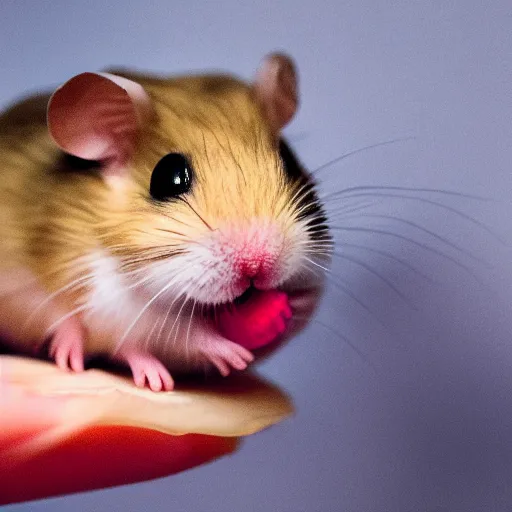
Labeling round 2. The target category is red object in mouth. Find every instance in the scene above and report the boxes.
[216,289,292,350]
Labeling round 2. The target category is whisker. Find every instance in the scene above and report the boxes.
[155,299,176,346]
[22,273,92,335]
[118,253,184,269]
[324,199,379,218]
[339,213,490,266]
[180,198,213,231]
[321,184,491,202]
[185,299,198,360]
[147,275,200,351]
[46,305,89,336]
[142,314,161,354]
[331,252,415,308]
[157,210,203,231]
[338,243,434,282]
[278,182,311,222]
[325,192,506,244]
[167,288,194,347]
[304,250,333,260]
[312,136,416,175]
[154,227,191,239]
[298,262,322,281]
[293,314,375,370]
[331,225,485,284]
[172,316,183,352]
[117,275,185,349]
[299,260,385,327]
[298,243,334,255]
[328,275,387,328]
[303,257,330,273]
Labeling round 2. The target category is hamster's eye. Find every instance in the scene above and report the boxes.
[150,153,193,201]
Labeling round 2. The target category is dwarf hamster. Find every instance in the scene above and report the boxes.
[0,53,331,391]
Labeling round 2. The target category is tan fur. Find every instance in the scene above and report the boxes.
[0,71,301,354]
[96,72,297,278]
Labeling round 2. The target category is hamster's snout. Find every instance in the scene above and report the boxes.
[222,221,285,284]
[236,238,281,283]
[201,220,293,303]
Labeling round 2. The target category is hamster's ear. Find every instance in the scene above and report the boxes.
[47,72,153,175]
[253,53,299,135]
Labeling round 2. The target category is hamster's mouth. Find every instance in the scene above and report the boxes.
[233,283,258,305]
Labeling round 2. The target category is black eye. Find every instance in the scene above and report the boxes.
[150,153,193,201]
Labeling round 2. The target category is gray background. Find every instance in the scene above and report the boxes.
[2,1,512,511]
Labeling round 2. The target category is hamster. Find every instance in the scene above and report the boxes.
[0,53,331,391]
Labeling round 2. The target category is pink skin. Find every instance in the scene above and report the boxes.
[216,290,292,350]
[115,350,175,392]
[48,316,85,373]
[47,312,260,392]
[47,317,176,392]
[45,257,291,391]
[197,336,255,377]
[114,335,254,392]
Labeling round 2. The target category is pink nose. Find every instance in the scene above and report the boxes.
[238,253,276,284]
[239,259,262,279]
[213,221,285,290]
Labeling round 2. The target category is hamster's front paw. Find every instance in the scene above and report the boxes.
[49,316,85,373]
[115,349,174,392]
[199,337,255,377]
[216,289,292,350]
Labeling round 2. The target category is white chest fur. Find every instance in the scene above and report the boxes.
[81,252,199,369]
[83,252,157,352]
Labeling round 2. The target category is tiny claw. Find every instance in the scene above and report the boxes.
[210,356,231,377]
[200,337,253,377]
[49,317,85,373]
[116,350,174,392]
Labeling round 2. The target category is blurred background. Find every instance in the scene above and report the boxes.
[1,1,512,511]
